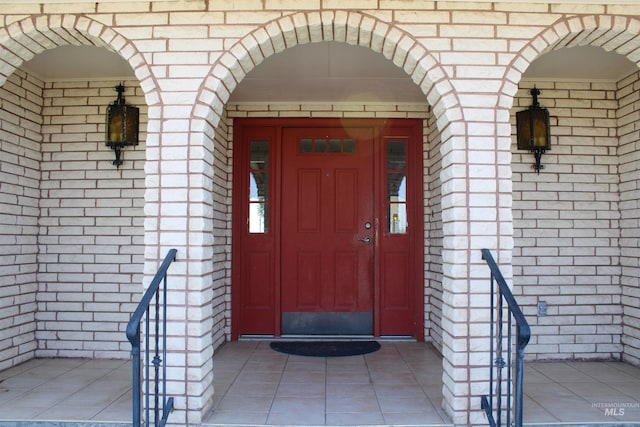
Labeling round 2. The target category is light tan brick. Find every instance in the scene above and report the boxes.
[209,0,264,11]
[322,0,377,9]
[266,0,320,10]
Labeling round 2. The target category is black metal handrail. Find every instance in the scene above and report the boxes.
[480,248,531,427]
[126,248,177,427]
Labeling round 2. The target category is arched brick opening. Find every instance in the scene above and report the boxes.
[188,10,471,424]
[0,15,156,366]
[505,14,640,366]
[0,15,154,92]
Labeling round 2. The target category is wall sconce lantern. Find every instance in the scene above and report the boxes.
[106,83,139,168]
[516,86,550,174]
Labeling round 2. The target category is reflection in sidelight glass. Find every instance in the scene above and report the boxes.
[387,140,407,234]
[389,203,407,234]
[249,140,269,233]
[250,172,268,201]
[387,140,406,170]
[250,140,269,170]
[387,173,406,202]
[249,203,267,233]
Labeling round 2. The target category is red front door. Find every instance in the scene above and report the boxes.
[281,127,374,334]
[232,118,424,339]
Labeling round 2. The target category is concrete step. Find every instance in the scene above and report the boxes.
[525,423,640,427]
[0,422,131,427]
[1,422,638,427]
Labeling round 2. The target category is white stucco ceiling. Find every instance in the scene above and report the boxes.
[20,42,638,103]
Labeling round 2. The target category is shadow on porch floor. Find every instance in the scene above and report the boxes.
[0,341,638,426]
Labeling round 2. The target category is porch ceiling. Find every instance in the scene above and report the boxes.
[21,42,638,103]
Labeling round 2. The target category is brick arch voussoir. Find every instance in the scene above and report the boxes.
[193,10,457,136]
[0,14,156,104]
[550,15,638,54]
[512,14,640,87]
[502,13,640,109]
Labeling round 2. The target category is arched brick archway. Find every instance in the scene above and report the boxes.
[497,14,640,153]
[504,14,640,366]
[503,14,640,91]
[189,9,473,424]
[0,14,155,96]
[192,11,461,129]
[0,15,156,363]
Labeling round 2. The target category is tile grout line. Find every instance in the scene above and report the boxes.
[366,342,387,424]
[324,356,328,426]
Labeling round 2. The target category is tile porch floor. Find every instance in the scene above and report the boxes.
[0,341,638,426]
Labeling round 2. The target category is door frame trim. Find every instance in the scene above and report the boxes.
[231,117,424,340]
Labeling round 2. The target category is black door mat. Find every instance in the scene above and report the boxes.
[270,340,380,357]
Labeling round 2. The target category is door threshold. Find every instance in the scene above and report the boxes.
[240,334,375,341]
[239,334,416,342]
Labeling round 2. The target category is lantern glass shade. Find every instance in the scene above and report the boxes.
[516,107,550,151]
[106,103,139,147]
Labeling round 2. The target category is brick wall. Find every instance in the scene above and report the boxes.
[212,108,232,350]
[617,70,640,365]
[512,79,625,361]
[0,69,42,370]
[37,79,146,358]
[1,2,639,425]
[425,110,444,351]
[0,74,146,364]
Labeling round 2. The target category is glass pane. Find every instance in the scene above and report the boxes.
[314,139,327,152]
[387,140,406,170]
[389,203,407,234]
[249,202,268,233]
[387,173,406,202]
[300,138,312,153]
[343,139,355,153]
[250,140,269,170]
[329,139,341,152]
[249,172,268,201]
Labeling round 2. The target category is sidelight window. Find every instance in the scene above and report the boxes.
[386,140,407,234]
[249,140,269,233]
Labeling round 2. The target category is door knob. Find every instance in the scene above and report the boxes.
[358,236,372,244]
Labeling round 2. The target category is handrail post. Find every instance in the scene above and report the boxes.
[514,327,526,426]
[126,249,177,427]
[131,327,141,427]
[481,248,531,427]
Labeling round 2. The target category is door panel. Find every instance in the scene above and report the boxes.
[281,127,374,334]
[334,169,358,231]
[377,130,422,337]
[334,251,358,309]
[383,252,409,308]
[297,169,321,232]
[232,126,277,336]
[245,252,273,307]
[296,250,322,308]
